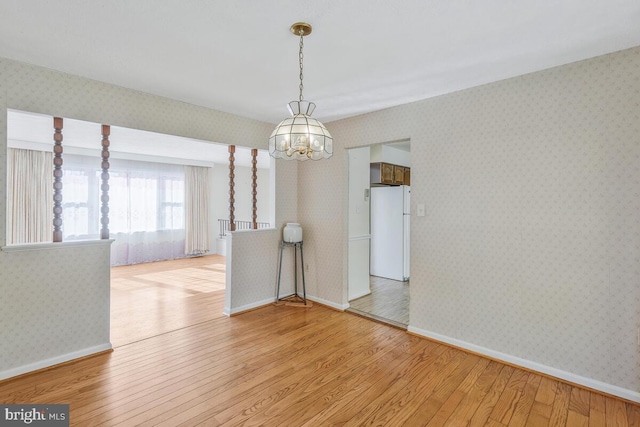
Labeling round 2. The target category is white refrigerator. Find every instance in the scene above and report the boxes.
[370,185,410,281]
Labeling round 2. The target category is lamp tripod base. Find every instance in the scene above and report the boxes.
[275,294,313,308]
[275,240,310,308]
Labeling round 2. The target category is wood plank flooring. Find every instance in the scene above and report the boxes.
[348,276,410,327]
[110,254,227,347]
[3,257,639,425]
[2,301,639,425]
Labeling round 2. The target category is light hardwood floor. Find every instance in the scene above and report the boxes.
[2,258,639,426]
[348,276,410,328]
[110,255,227,347]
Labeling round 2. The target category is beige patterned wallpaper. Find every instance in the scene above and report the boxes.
[226,229,296,314]
[297,159,349,306]
[300,46,640,395]
[0,242,111,377]
[0,56,297,377]
[0,56,281,246]
[224,155,299,314]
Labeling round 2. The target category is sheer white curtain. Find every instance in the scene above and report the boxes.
[62,154,100,239]
[7,148,53,244]
[185,166,210,255]
[108,158,185,266]
[64,154,186,266]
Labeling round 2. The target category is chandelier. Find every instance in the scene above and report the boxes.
[269,22,333,161]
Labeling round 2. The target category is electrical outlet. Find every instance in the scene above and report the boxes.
[305,263,310,272]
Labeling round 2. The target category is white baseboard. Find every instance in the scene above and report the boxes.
[225,298,275,316]
[224,295,348,316]
[307,295,349,311]
[0,343,112,381]
[408,326,640,403]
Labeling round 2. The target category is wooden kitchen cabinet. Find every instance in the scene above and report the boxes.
[371,162,393,185]
[393,166,405,184]
[381,163,394,184]
[370,162,411,185]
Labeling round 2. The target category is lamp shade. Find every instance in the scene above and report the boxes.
[269,101,333,161]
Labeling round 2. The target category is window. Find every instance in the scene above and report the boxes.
[160,177,184,230]
[62,169,98,238]
[60,155,187,265]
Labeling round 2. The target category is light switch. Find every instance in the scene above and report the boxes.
[417,203,426,217]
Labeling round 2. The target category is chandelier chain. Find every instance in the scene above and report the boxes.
[298,30,304,102]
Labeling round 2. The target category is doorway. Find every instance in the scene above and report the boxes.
[346,141,411,328]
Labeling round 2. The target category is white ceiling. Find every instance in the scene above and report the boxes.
[1,1,640,125]
[7,110,270,168]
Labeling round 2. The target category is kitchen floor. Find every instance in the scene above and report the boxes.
[347,276,409,328]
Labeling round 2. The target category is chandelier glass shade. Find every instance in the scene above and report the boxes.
[269,100,333,161]
[269,22,333,161]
